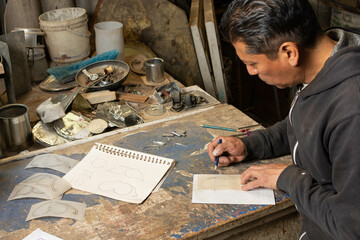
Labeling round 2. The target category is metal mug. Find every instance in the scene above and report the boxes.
[0,104,33,153]
[145,58,165,83]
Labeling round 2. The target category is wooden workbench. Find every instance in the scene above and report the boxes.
[0,103,294,239]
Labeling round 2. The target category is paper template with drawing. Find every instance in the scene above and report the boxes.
[8,173,71,201]
[192,174,275,205]
[26,200,86,221]
[63,143,175,204]
[25,154,79,174]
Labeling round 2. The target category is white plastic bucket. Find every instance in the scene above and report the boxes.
[95,21,125,60]
[39,7,90,63]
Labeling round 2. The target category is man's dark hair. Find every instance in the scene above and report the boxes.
[220,0,323,59]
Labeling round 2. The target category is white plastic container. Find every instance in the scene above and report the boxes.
[95,21,124,60]
[39,7,90,63]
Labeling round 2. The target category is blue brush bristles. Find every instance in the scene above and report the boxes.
[47,50,119,83]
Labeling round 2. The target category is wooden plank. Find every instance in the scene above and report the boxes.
[204,0,228,103]
[116,92,149,103]
[81,90,116,104]
[189,0,217,98]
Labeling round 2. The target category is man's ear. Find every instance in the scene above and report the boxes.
[279,42,299,67]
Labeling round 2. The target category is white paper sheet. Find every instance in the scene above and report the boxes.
[23,228,63,240]
[25,154,79,174]
[63,143,175,204]
[192,174,275,205]
[26,200,86,221]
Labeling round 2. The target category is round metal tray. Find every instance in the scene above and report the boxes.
[75,60,129,91]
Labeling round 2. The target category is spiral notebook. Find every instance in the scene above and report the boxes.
[63,143,175,204]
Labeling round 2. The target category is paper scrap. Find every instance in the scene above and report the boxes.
[25,154,79,174]
[8,173,71,201]
[26,200,86,221]
[23,228,63,240]
[192,174,275,205]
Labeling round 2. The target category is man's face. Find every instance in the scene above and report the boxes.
[233,41,302,89]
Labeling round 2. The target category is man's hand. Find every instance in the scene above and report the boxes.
[207,136,247,167]
[240,164,289,190]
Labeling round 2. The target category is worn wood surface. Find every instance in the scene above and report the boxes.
[0,104,293,239]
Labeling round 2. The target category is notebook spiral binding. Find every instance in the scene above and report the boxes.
[95,143,170,165]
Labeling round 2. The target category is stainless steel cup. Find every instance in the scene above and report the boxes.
[145,58,165,83]
[0,104,33,152]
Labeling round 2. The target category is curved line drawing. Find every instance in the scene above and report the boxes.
[73,169,93,186]
[23,174,59,192]
[107,165,144,181]
[12,185,45,198]
[32,202,78,217]
[98,180,137,197]
[91,158,108,168]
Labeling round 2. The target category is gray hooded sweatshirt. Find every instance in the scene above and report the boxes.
[241,28,360,240]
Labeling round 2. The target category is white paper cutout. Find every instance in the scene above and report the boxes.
[26,200,86,221]
[192,174,275,205]
[25,154,79,174]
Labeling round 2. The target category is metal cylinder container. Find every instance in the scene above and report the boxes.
[145,58,165,83]
[0,104,33,152]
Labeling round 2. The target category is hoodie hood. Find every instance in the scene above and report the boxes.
[301,29,360,97]
[327,28,360,55]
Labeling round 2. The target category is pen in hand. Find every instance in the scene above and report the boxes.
[214,138,222,170]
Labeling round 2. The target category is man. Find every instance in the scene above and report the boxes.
[207,0,360,239]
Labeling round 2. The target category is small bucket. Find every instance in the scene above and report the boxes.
[39,7,90,63]
[0,104,33,152]
[95,21,125,60]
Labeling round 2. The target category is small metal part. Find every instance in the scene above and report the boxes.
[175,129,186,136]
[153,141,166,145]
[171,129,186,137]
[175,143,188,147]
[170,91,184,112]
[143,145,161,150]
[82,69,98,81]
[171,131,182,137]
[104,66,114,75]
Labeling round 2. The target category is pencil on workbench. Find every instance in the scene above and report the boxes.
[201,124,237,132]
[215,138,222,170]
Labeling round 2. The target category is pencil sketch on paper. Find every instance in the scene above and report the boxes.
[197,175,243,191]
[9,173,71,200]
[22,173,61,192]
[99,180,137,197]
[192,174,275,205]
[91,158,108,168]
[26,200,86,221]
[70,169,94,187]
[25,154,79,174]
[8,184,48,200]
[107,165,144,181]
[63,143,175,203]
